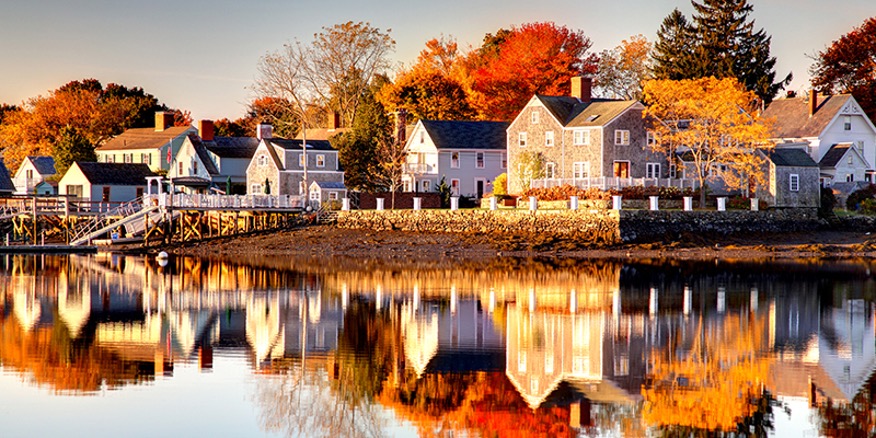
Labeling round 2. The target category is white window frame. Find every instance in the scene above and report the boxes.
[475,152,485,169]
[573,162,590,179]
[451,151,460,169]
[251,184,261,194]
[844,116,852,131]
[614,129,630,146]
[450,178,460,196]
[531,110,539,124]
[329,192,338,200]
[646,131,656,147]
[316,154,325,168]
[518,132,527,147]
[669,163,677,179]
[422,180,430,192]
[573,129,589,146]
[545,131,554,147]
[789,174,800,192]
[545,162,556,179]
[646,163,661,179]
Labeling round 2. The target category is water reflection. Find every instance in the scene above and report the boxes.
[1,254,875,437]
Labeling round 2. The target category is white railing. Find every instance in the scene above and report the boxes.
[142,193,305,210]
[403,163,434,174]
[530,177,701,191]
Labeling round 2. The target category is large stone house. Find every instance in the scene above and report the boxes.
[245,124,345,196]
[95,111,197,173]
[762,91,876,185]
[12,156,56,195]
[167,120,258,195]
[59,162,156,211]
[506,77,666,194]
[403,120,509,198]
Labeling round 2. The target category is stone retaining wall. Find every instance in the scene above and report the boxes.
[337,208,824,246]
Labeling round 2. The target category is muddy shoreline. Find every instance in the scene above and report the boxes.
[140,225,876,264]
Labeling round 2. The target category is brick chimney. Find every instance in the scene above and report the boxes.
[328,111,341,130]
[198,120,214,141]
[395,109,408,144]
[571,76,592,103]
[809,89,818,117]
[256,123,273,140]
[155,111,173,132]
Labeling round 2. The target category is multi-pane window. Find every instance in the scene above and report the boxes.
[669,164,677,179]
[519,132,528,147]
[316,154,325,168]
[178,161,184,175]
[646,163,661,178]
[573,162,590,179]
[531,110,539,124]
[646,131,656,146]
[545,162,556,179]
[124,153,133,163]
[141,153,151,165]
[790,174,800,192]
[573,130,589,145]
[475,152,484,168]
[545,131,554,146]
[614,130,630,145]
[844,116,852,131]
[451,152,460,168]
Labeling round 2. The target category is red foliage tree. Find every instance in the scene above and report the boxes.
[466,22,598,121]
[811,17,876,124]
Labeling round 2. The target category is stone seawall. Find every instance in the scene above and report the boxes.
[336,208,823,246]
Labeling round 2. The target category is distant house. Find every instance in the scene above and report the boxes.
[245,124,345,197]
[762,91,876,185]
[506,77,666,194]
[755,147,821,208]
[59,162,156,210]
[167,120,258,195]
[34,180,58,196]
[95,111,197,173]
[0,158,14,196]
[403,120,509,198]
[12,156,56,194]
[308,181,347,207]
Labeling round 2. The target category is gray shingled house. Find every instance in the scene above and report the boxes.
[756,147,821,208]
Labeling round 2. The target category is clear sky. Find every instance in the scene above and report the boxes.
[0,0,872,122]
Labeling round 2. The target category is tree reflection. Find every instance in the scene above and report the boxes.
[817,375,876,436]
[642,313,776,434]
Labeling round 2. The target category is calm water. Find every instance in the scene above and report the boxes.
[1,253,874,437]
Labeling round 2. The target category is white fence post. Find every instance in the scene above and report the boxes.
[649,196,659,211]
[569,196,578,211]
[683,196,693,211]
[376,198,385,211]
[450,196,459,211]
[717,197,727,211]
[612,195,623,210]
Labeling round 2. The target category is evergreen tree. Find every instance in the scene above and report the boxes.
[334,84,394,192]
[651,1,790,103]
[53,126,95,177]
[652,9,696,81]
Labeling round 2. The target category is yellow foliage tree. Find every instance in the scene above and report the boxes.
[642,77,773,205]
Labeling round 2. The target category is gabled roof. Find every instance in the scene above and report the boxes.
[295,128,349,141]
[762,94,854,138]
[310,181,347,190]
[819,143,862,168]
[0,159,14,192]
[73,162,156,185]
[186,135,220,175]
[27,156,56,175]
[96,126,194,151]
[204,136,259,158]
[766,148,819,167]
[268,138,335,151]
[421,120,509,150]
[534,95,640,127]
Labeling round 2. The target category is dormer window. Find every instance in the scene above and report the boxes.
[531,111,540,124]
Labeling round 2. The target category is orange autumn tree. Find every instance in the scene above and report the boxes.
[642,77,773,205]
[465,22,598,121]
[642,312,773,433]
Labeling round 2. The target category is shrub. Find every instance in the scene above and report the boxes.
[522,184,698,201]
[861,198,876,215]
[819,186,836,218]
[493,173,508,196]
[846,184,876,210]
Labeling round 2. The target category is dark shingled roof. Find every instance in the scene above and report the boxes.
[421,120,509,150]
[96,126,194,151]
[311,181,347,190]
[204,136,259,158]
[28,156,56,176]
[534,95,639,127]
[75,162,156,185]
[268,138,335,151]
[819,143,855,168]
[766,148,819,167]
[187,135,220,175]
[0,158,14,193]
[762,94,853,138]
